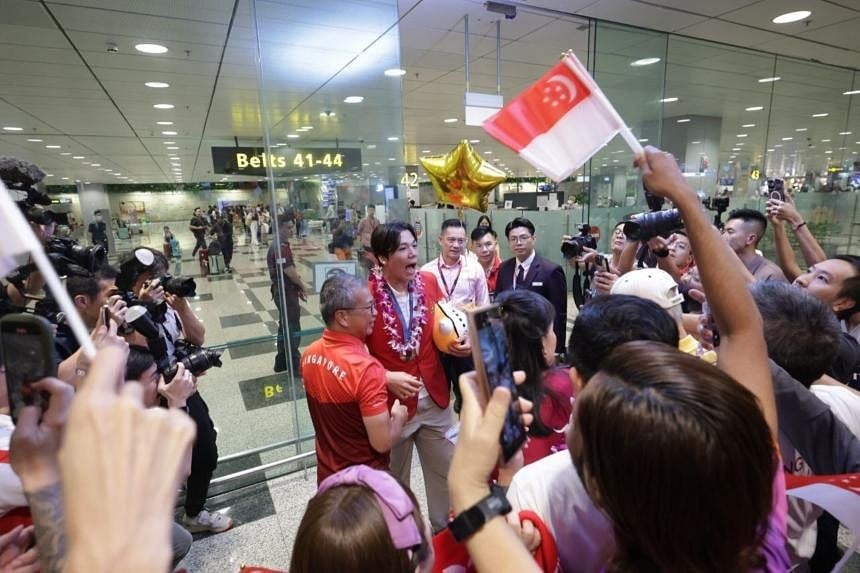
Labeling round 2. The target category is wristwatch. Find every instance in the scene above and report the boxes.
[448,485,512,542]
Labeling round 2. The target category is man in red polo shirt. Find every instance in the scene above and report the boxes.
[301,272,408,484]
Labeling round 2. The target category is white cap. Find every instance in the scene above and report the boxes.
[610,268,684,310]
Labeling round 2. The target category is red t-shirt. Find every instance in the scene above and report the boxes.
[522,367,573,466]
[301,330,390,484]
[366,271,450,418]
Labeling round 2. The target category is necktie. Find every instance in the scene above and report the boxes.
[516,265,525,289]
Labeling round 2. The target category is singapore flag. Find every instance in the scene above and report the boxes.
[483,53,638,182]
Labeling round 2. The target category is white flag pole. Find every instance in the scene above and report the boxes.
[562,53,645,158]
[0,182,96,360]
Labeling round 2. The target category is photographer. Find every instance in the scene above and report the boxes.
[117,248,231,535]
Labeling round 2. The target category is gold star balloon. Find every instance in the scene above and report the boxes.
[420,140,506,212]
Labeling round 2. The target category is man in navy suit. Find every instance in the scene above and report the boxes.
[496,217,567,355]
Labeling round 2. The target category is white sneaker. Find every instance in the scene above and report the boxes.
[181,509,233,533]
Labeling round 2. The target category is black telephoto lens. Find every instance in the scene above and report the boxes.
[162,275,197,298]
[622,209,683,241]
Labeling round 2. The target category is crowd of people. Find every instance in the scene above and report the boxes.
[1,145,859,572]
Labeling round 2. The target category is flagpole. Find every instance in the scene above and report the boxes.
[0,182,96,360]
[562,53,645,158]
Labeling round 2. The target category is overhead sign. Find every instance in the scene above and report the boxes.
[400,165,420,188]
[211,146,362,176]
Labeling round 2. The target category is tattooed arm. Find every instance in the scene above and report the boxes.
[24,484,65,573]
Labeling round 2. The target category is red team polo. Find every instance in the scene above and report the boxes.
[301,330,390,484]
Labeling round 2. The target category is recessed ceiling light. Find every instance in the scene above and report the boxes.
[691,141,701,144]
[171,163,181,166]
[367,144,376,149]
[732,148,741,151]
[157,121,173,125]
[742,124,756,128]
[319,111,336,117]
[153,104,174,109]
[374,162,381,165]
[421,149,431,153]
[45,174,53,177]
[767,148,774,152]
[388,157,396,161]
[774,144,783,148]
[301,126,313,130]
[630,57,661,67]
[782,137,793,141]
[746,106,764,111]
[45,145,61,149]
[2,126,23,131]
[469,139,480,143]
[676,118,691,123]
[135,43,168,53]
[839,131,852,135]
[344,96,364,103]
[772,11,811,24]
[844,90,860,95]
[73,156,85,159]
[659,97,678,103]
[168,146,179,149]
[821,139,831,142]
[91,163,101,167]
[812,113,828,117]
[737,134,748,138]
[638,138,649,143]
[162,131,177,135]
[145,81,169,88]
[387,136,399,141]
[61,177,68,181]
[26,138,42,142]
[163,141,175,145]
[384,68,406,77]
[287,134,300,139]
[60,152,71,156]
[443,118,458,123]
[484,150,493,154]
[825,150,833,154]
[795,128,807,132]
[758,77,781,83]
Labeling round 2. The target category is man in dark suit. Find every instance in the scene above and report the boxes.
[497,217,567,354]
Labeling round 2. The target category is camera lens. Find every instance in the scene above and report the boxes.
[622,209,683,241]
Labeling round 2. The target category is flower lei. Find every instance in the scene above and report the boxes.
[369,267,428,360]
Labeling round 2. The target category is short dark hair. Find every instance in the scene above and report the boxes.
[567,294,679,381]
[505,217,535,239]
[751,281,840,385]
[66,265,119,300]
[370,221,417,261]
[125,345,156,381]
[440,219,465,233]
[470,227,497,242]
[727,208,768,241]
[833,255,860,319]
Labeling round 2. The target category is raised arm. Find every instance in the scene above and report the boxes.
[636,147,777,440]
[767,215,803,282]
[767,196,826,267]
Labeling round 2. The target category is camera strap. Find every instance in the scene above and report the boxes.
[572,262,585,309]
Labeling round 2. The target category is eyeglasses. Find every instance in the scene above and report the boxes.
[344,302,375,313]
[508,234,532,244]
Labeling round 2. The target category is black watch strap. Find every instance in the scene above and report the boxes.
[448,485,512,542]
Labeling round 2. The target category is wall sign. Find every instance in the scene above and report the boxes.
[211,146,362,176]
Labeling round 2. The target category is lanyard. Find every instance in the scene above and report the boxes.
[385,283,413,341]
[437,256,463,300]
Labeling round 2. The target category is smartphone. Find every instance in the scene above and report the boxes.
[595,254,610,273]
[467,304,526,462]
[767,179,786,202]
[102,304,111,328]
[0,314,56,422]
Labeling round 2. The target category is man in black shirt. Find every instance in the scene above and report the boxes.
[88,210,108,250]
[189,207,208,257]
[212,213,234,271]
[268,219,306,373]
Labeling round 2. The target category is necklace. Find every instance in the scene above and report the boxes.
[369,268,428,361]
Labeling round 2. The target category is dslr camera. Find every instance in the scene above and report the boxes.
[622,185,683,241]
[561,224,598,259]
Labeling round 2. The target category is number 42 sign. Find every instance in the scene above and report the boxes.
[400,165,420,188]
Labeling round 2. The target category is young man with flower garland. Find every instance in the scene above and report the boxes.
[366,221,471,532]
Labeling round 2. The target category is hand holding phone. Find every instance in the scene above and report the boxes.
[0,314,57,422]
[467,304,527,462]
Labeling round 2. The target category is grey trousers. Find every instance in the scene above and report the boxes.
[389,395,455,532]
[171,521,193,569]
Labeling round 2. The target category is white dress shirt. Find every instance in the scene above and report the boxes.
[514,250,536,289]
[421,255,489,307]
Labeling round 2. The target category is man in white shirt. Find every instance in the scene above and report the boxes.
[421,219,489,411]
[421,218,489,308]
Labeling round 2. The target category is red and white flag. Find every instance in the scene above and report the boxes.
[0,181,41,277]
[483,53,640,182]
